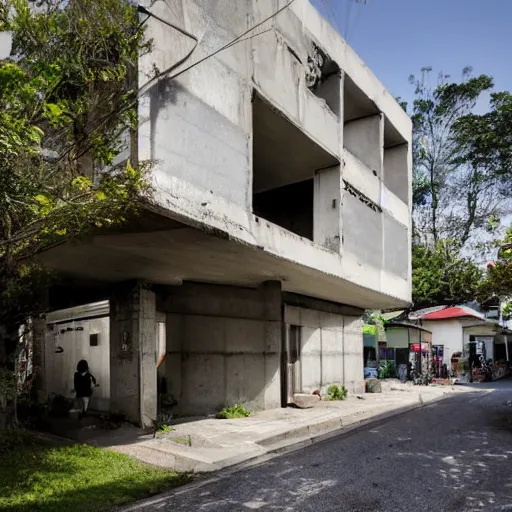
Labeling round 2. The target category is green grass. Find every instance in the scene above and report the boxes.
[156,424,175,434]
[216,404,251,419]
[0,436,190,512]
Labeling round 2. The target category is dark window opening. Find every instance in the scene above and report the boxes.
[90,333,99,346]
[252,92,338,241]
[343,75,379,124]
[253,180,313,240]
[289,325,301,364]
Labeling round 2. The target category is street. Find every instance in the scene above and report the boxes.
[130,380,512,512]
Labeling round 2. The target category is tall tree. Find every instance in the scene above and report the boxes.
[410,67,504,247]
[412,240,483,309]
[0,0,151,426]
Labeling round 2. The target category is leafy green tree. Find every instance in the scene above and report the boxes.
[478,228,512,304]
[0,0,152,425]
[452,91,512,200]
[409,67,503,247]
[0,0,151,332]
[412,241,483,308]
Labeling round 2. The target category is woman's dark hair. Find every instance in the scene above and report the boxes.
[77,359,89,373]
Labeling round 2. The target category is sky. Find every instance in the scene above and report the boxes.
[312,0,512,112]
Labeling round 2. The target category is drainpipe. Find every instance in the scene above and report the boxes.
[505,334,510,363]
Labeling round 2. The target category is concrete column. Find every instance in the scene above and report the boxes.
[110,281,157,427]
[344,114,384,177]
[258,281,283,409]
[314,165,341,252]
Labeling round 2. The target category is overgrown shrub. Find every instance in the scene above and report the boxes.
[326,384,348,401]
[216,404,251,419]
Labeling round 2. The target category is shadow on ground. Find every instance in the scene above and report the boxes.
[130,389,512,512]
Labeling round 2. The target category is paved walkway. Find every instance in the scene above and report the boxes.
[74,381,475,473]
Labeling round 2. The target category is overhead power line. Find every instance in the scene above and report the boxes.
[138,0,296,96]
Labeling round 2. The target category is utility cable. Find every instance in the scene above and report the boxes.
[137,5,198,43]
[137,5,199,94]
[138,0,296,96]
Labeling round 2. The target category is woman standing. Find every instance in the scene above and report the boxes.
[73,359,98,417]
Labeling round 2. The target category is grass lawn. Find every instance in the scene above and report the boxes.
[0,436,190,512]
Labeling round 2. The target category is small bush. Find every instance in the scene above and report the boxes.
[216,404,251,419]
[326,384,348,401]
[157,424,175,434]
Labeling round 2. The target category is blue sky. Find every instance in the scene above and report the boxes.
[312,0,512,111]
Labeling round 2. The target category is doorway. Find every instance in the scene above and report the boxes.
[285,324,302,404]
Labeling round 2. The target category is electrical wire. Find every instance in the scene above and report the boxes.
[138,0,296,96]
[137,5,198,43]
[137,5,199,94]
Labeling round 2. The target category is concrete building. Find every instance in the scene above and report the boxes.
[37,0,412,426]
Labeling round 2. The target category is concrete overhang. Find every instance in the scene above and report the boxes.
[39,218,410,310]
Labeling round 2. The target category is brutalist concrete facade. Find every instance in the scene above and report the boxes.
[38,0,412,425]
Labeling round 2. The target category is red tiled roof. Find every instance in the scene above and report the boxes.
[421,306,484,321]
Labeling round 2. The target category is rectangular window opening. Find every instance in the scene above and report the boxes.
[252,92,338,241]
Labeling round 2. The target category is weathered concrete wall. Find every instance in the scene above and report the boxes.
[344,115,384,177]
[342,192,383,270]
[159,282,282,415]
[284,305,363,395]
[110,283,157,427]
[314,166,342,251]
[384,144,409,204]
[383,214,408,280]
[135,0,413,310]
[342,316,364,393]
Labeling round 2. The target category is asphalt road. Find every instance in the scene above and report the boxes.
[132,380,512,512]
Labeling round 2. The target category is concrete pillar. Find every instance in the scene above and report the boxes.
[344,114,384,177]
[314,165,341,252]
[110,281,157,427]
[258,281,283,410]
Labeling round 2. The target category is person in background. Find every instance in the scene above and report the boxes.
[73,359,98,417]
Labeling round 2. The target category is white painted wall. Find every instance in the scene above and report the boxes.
[44,317,110,411]
[422,320,464,370]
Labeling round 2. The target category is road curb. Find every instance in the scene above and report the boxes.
[118,391,463,511]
